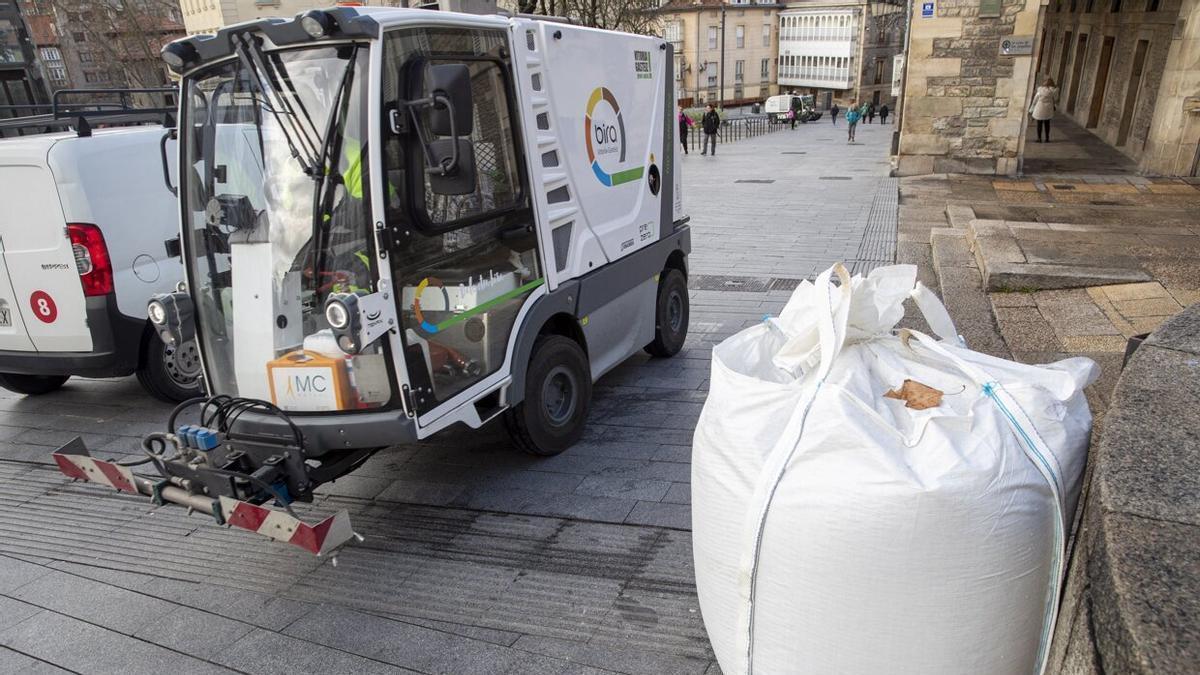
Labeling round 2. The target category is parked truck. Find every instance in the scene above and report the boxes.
[54,6,690,556]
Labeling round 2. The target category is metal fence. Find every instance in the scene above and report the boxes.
[681,114,786,153]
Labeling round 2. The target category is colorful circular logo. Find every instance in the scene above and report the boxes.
[585,87,644,187]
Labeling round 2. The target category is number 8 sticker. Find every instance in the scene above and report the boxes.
[30,291,57,324]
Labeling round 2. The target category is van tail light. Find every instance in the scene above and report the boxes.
[67,223,113,297]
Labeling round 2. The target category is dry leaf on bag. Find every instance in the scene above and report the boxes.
[883,379,944,410]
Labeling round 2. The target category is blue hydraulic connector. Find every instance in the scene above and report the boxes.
[193,428,219,451]
[176,425,195,447]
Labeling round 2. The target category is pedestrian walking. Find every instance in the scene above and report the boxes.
[1029,76,1058,143]
[787,107,796,130]
[867,103,876,124]
[845,101,860,143]
[701,104,720,156]
[678,103,694,154]
[830,103,839,126]
[879,104,889,124]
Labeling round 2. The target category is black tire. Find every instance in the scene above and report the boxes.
[0,373,69,396]
[137,335,203,403]
[644,268,689,358]
[504,335,592,456]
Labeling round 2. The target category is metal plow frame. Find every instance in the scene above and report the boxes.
[51,437,357,557]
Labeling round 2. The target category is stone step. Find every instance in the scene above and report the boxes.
[967,219,1152,292]
[928,227,1011,359]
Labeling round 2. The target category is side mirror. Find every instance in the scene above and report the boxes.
[426,63,473,137]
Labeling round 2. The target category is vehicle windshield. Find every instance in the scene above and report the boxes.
[182,44,392,411]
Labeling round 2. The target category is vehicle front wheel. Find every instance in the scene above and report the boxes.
[0,373,68,396]
[137,335,203,402]
[644,268,689,357]
[504,335,592,456]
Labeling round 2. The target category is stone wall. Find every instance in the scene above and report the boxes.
[896,0,1043,175]
[1141,0,1200,175]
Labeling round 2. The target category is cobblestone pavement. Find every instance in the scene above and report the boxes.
[0,119,897,674]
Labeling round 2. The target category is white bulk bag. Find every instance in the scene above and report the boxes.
[692,263,1096,675]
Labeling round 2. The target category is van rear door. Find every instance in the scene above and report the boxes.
[0,163,92,353]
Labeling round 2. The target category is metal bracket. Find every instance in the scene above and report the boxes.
[353,279,397,350]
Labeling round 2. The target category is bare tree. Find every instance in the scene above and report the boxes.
[519,0,661,34]
[40,0,183,89]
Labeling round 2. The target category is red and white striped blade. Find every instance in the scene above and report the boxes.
[52,451,138,494]
[218,496,354,556]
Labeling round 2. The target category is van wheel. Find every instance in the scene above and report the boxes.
[644,268,689,357]
[0,374,68,396]
[504,335,592,456]
[138,337,203,402]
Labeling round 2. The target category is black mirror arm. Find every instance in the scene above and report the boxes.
[405,94,460,176]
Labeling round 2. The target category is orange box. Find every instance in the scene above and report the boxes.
[267,350,353,411]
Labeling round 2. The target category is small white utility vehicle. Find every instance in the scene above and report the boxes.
[55,5,690,555]
[0,93,201,400]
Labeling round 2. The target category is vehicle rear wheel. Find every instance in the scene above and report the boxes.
[137,335,203,402]
[504,335,592,456]
[644,268,689,357]
[0,373,69,396]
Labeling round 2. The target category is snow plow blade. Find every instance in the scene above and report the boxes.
[52,437,356,557]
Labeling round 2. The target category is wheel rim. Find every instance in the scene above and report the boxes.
[541,365,578,426]
[667,290,684,333]
[164,340,202,388]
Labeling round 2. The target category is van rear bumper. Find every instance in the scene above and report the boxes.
[0,295,145,378]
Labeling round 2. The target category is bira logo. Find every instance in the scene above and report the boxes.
[585,87,644,187]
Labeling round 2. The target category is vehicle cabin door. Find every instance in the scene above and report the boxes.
[379,24,544,432]
[0,160,90,353]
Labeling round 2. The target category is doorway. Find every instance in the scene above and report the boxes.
[1116,39,1149,146]
[1087,36,1115,129]
[1066,34,1088,114]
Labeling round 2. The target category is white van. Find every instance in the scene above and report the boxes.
[0,124,200,400]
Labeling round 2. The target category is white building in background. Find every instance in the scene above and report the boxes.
[778,7,857,98]
[776,0,902,109]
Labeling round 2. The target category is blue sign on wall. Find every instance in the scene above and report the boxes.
[921,1,935,17]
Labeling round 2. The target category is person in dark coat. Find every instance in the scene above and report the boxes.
[830,103,840,126]
[701,104,720,156]
[879,104,890,124]
[867,103,876,124]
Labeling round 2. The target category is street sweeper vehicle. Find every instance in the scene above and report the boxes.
[53,6,690,556]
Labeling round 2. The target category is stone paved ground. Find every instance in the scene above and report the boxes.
[0,119,897,673]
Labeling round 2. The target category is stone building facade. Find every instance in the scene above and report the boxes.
[658,0,782,107]
[897,0,1200,176]
[896,0,1042,175]
[1037,0,1197,175]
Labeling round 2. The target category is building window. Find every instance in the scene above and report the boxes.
[708,26,717,49]
[735,60,744,79]
[49,66,67,81]
[1111,0,1120,11]
[79,52,93,63]
[40,47,62,62]
[664,20,681,43]
[762,23,770,47]
[736,25,744,48]
[760,57,769,81]
[72,32,86,42]
[706,62,717,88]
[1146,0,1158,9]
